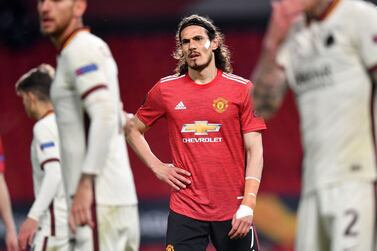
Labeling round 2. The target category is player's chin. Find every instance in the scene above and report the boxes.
[40,26,55,36]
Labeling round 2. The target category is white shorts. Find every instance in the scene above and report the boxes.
[32,230,69,251]
[72,204,140,251]
[295,181,376,251]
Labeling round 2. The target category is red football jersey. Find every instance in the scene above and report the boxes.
[136,70,266,221]
[0,137,5,173]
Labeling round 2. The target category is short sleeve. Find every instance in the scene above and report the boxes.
[65,43,112,99]
[241,82,267,133]
[34,123,60,170]
[136,82,166,126]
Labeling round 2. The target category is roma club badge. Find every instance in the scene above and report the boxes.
[166,244,174,251]
[213,97,229,113]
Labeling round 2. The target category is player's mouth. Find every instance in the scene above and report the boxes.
[41,17,54,27]
[189,52,200,59]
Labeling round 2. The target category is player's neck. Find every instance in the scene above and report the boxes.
[308,0,336,20]
[34,102,54,121]
[188,62,218,85]
[51,19,84,50]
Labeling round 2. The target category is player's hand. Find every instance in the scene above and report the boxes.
[264,0,303,50]
[125,112,134,122]
[153,163,191,191]
[69,174,95,233]
[228,213,253,239]
[18,217,38,250]
[6,228,19,251]
[123,112,135,135]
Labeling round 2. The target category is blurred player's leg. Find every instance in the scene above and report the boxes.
[32,231,70,251]
[97,205,140,251]
[326,181,375,251]
[296,192,329,251]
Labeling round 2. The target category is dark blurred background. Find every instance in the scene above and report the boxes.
[3,0,372,250]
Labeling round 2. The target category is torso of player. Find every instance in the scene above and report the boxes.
[137,70,266,220]
[30,113,67,236]
[280,0,377,193]
[50,30,137,205]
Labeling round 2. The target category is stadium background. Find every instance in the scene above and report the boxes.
[2,0,373,250]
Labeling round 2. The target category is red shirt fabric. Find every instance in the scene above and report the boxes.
[0,137,5,173]
[136,70,266,221]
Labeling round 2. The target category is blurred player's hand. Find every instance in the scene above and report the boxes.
[228,213,253,239]
[18,217,38,250]
[264,0,303,50]
[123,112,134,135]
[153,163,191,191]
[6,228,19,251]
[69,174,95,233]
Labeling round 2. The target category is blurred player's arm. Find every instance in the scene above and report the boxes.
[18,161,61,250]
[252,0,302,119]
[125,116,191,191]
[252,46,288,120]
[229,132,263,239]
[65,48,119,230]
[0,174,18,251]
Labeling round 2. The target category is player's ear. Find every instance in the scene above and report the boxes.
[27,92,37,103]
[73,0,87,18]
[211,37,219,51]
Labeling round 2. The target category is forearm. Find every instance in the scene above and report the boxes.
[28,162,61,221]
[241,133,264,209]
[252,46,287,119]
[125,119,162,173]
[0,175,16,232]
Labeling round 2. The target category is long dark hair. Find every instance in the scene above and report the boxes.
[173,14,233,75]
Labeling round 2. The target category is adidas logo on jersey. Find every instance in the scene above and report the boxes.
[175,101,186,110]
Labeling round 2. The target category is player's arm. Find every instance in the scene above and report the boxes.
[19,126,62,249]
[251,0,302,119]
[0,174,18,251]
[252,49,287,120]
[18,161,61,250]
[125,116,191,190]
[228,132,263,239]
[64,47,119,230]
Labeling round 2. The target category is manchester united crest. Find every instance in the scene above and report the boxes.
[166,244,174,251]
[213,97,229,113]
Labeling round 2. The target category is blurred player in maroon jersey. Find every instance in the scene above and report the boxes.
[126,14,266,251]
[0,137,18,251]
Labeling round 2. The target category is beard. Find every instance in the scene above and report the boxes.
[188,53,213,72]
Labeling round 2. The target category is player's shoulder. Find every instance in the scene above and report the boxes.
[159,74,186,84]
[33,114,58,140]
[221,72,251,86]
[341,0,377,16]
[61,30,108,59]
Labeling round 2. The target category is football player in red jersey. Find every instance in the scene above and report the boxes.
[126,14,266,251]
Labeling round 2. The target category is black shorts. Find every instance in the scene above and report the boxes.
[166,210,260,251]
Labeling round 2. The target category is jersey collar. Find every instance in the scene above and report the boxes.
[39,109,54,120]
[58,27,90,54]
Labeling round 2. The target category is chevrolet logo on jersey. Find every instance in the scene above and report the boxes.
[181,121,221,135]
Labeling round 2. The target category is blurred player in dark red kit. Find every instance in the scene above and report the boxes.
[0,137,18,251]
[126,14,266,251]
